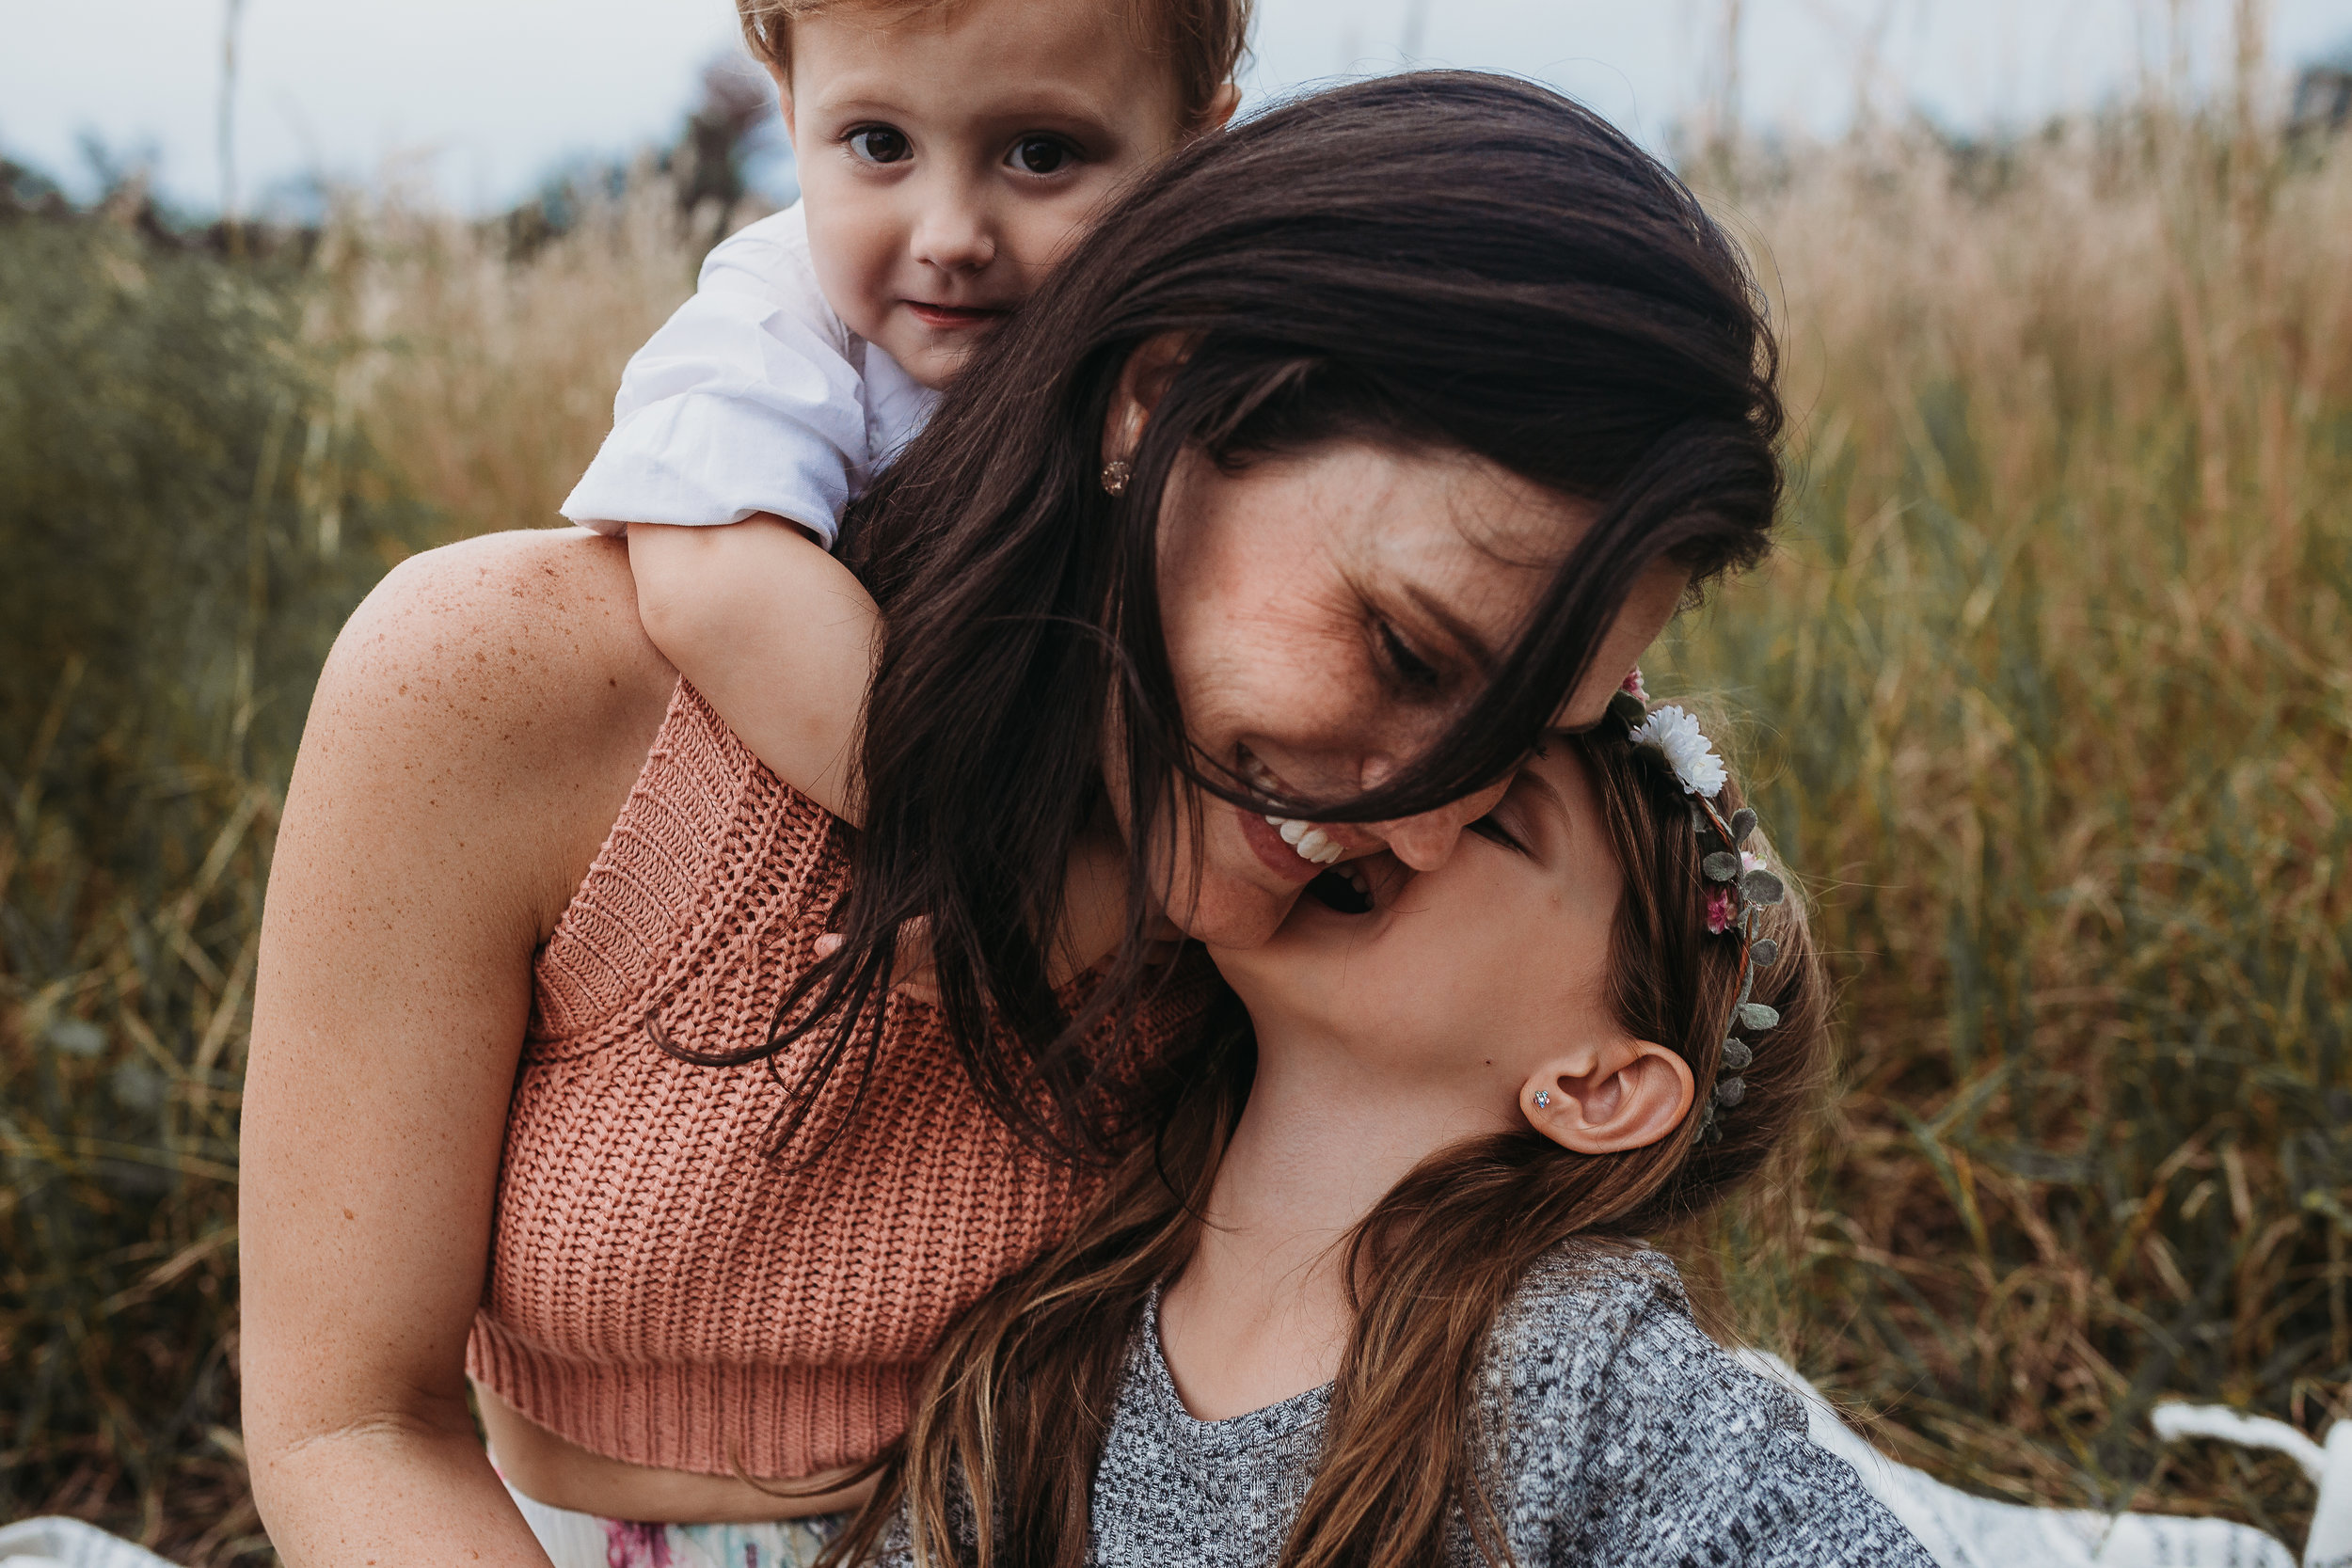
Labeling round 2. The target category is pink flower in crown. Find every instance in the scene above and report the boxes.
[1621,666,1650,704]
[1706,885,1738,934]
[1708,852,1768,935]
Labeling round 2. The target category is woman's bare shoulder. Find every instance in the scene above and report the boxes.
[333,526,671,711]
[309,527,677,925]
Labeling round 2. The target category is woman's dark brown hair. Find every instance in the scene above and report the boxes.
[675,71,1787,1161]
[821,720,1832,1568]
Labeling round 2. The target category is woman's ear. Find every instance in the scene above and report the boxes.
[1102,332,1193,468]
[1518,1039,1693,1155]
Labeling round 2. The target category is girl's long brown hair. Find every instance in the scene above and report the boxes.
[822,721,1832,1568]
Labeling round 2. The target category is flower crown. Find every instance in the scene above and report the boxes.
[1609,670,1787,1144]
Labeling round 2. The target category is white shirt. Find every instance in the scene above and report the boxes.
[561,203,939,548]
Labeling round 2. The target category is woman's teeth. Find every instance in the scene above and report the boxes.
[1265,814,1345,865]
[1241,750,1346,866]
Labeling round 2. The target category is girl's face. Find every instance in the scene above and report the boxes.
[1206,739,1629,1106]
[1130,440,1688,951]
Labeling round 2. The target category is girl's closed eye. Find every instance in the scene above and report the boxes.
[1467,809,1530,855]
[1469,767,1562,861]
[846,125,914,166]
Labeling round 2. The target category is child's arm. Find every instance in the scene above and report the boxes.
[628,520,1149,985]
[628,515,874,822]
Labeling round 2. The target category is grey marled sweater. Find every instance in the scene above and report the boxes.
[886,1243,1935,1567]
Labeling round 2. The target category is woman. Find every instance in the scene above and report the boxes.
[239,73,1783,1568]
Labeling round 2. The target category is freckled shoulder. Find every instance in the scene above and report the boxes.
[310,527,678,932]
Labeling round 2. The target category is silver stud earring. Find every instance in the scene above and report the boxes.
[1101,459,1132,497]
[1533,1090,1552,1110]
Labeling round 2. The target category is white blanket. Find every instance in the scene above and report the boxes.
[6,1366,2344,1568]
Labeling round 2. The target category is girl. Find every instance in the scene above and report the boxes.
[846,690,1937,1567]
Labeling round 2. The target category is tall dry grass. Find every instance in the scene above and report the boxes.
[0,214,437,1563]
[1661,111,2352,1545]
[324,176,722,535]
[4,99,2348,1561]
[0,179,713,1564]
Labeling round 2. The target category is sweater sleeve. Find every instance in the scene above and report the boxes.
[1499,1260,1938,1568]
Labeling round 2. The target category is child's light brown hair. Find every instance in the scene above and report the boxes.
[737,0,1253,128]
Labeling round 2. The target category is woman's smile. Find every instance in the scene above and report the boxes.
[1236,809,1329,882]
[1232,742,1375,877]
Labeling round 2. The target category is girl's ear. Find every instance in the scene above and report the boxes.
[1518,1039,1693,1155]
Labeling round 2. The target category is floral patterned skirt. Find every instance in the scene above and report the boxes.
[505,1481,849,1568]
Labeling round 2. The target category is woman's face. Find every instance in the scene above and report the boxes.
[1130,439,1687,950]
[1207,739,1627,1102]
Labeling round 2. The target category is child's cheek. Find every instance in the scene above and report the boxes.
[1017,186,1113,280]
[810,199,899,347]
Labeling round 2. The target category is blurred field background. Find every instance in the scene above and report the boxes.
[5,16,2352,1568]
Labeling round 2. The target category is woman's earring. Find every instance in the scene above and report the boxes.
[1101,459,1132,497]
[1534,1090,1553,1110]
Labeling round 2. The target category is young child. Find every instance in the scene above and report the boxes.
[565,0,1247,819]
[828,684,1941,1566]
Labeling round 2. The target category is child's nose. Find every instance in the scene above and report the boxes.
[910,182,997,275]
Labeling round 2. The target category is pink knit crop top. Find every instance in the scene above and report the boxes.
[466,683,1215,1480]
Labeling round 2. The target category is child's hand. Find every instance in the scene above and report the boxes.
[627,515,877,822]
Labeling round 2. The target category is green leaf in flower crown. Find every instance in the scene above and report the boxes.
[1739,1003,1781,1032]
[1750,937,1781,968]
[1715,1076,1747,1107]
[1703,851,1740,882]
[1608,691,1647,728]
[1722,1038,1754,1070]
[1730,807,1756,846]
[1740,868,1786,905]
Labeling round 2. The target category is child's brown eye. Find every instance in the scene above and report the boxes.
[849,127,912,165]
[1009,136,1072,175]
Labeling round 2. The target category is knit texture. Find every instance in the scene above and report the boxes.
[881,1246,1938,1566]
[466,682,1216,1480]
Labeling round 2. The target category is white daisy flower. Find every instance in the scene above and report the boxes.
[1628,705,1726,798]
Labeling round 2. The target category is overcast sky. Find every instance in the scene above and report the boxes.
[6,0,2350,214]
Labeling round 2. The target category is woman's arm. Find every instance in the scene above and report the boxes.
[240,530,675,1568]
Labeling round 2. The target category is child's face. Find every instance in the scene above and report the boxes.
[1208,740,1629,1116]
[780,0,1206,389]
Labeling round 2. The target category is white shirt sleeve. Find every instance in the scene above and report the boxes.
[559,204,936,548]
